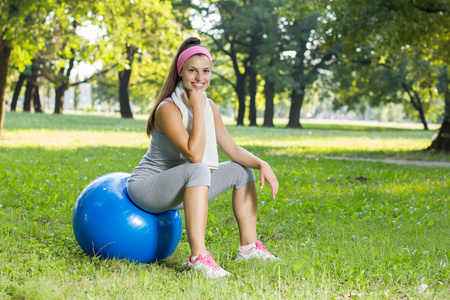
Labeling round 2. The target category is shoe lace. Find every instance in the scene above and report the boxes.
[200,251,221,271]
[255,241,274,256]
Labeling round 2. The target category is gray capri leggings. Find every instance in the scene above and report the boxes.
[127,161,255,213]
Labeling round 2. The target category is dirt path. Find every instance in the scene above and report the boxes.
[318,156,450,168]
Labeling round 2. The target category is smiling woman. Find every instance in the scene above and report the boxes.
[126,37,280,278]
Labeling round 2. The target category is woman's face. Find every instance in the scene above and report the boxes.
[180,54,211,93]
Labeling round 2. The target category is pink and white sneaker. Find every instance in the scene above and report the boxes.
[235,240,279,261]
[188,251,231,279]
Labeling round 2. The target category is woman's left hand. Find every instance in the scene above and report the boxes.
[260,162,279,199]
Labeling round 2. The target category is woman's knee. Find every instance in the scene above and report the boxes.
[225,162,255,189]
[185,163,211,187]
[237,166,256,189]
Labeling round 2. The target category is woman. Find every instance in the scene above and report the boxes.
[127,37,279,279]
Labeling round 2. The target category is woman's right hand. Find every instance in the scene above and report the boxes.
[183,90,207,110]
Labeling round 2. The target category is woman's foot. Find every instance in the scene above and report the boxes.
[189,251,231,279]
[235,240,279,261]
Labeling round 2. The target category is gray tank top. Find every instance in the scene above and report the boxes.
[128,129,188,182]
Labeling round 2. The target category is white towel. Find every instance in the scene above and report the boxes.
[170,81,219,170]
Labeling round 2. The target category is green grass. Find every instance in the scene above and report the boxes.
[1,112,449,299]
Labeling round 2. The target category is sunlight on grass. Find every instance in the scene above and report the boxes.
[1,129,149,149]
[0,127,432,154]
[2,112,445,162]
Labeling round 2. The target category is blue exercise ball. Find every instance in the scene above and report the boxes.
[72,172,182,263]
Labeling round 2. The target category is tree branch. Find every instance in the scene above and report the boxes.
[70,64,118,86]
[402,82,420,110]
[410,0,449,13]
[212,70,235,87]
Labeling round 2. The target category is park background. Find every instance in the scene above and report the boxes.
[1,0,450,299]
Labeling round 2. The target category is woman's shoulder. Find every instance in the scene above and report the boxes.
[208,99,220,114]
[154,98,182,132]
[157,98,177,111]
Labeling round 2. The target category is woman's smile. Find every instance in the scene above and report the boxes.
[181,55,212,92]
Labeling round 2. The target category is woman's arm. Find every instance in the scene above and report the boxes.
[210,101,279,199]
[155,90,207,163]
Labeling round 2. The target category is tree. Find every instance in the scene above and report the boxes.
[0,0,46,135]
[10,70,29,111]
[193,0,252,125]
[427,67,450,152]
[282,11,341,128]
[259,19,287,127]
[96,0,180,119]
[0,38,11,134]
[9,23,83,115]
[331,50,442,130]
[329,0,450,152]
[47,2,95,114]
[23,58,44,113]
[261,56,280,127]
[192,0,283,126]
[247,0,286,127]
[0,0,95,133]
[54,52,75,114]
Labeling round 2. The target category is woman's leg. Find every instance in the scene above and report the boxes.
[128,163,231,277]
[206,161,258,246]
[208,161,277,260]
[232,181,258,246]
[232,181,279,261]
[183,185,209,256]
[127,163,211,256]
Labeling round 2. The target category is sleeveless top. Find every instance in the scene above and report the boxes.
[128,129,188,182]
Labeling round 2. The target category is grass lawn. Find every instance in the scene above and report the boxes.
[1,112,449,299]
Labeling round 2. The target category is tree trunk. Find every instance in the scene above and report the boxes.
[412,89,428,130]
[263,76,275,127]
[426,67,450,153]
[23,79,36,112]
[286,88,305,128]
[248,67,258,126]
[0,39,12,136]
[118,45,134,119]
[54,82,66,114]
[34,87,43,113]
[118,68,133,118]
[235,75,246,125]
[11,72,26,111]
[426,110,450,153]
[23,59,42,113]
[54,56,75,114]
[287,23,307,130]
[119,45,136,119]
[248,32,262,127]
[73,75,80,111]
[402,83,429,130]
[227,44,247,126]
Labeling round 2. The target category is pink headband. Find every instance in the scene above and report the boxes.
[177,46,212,75]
